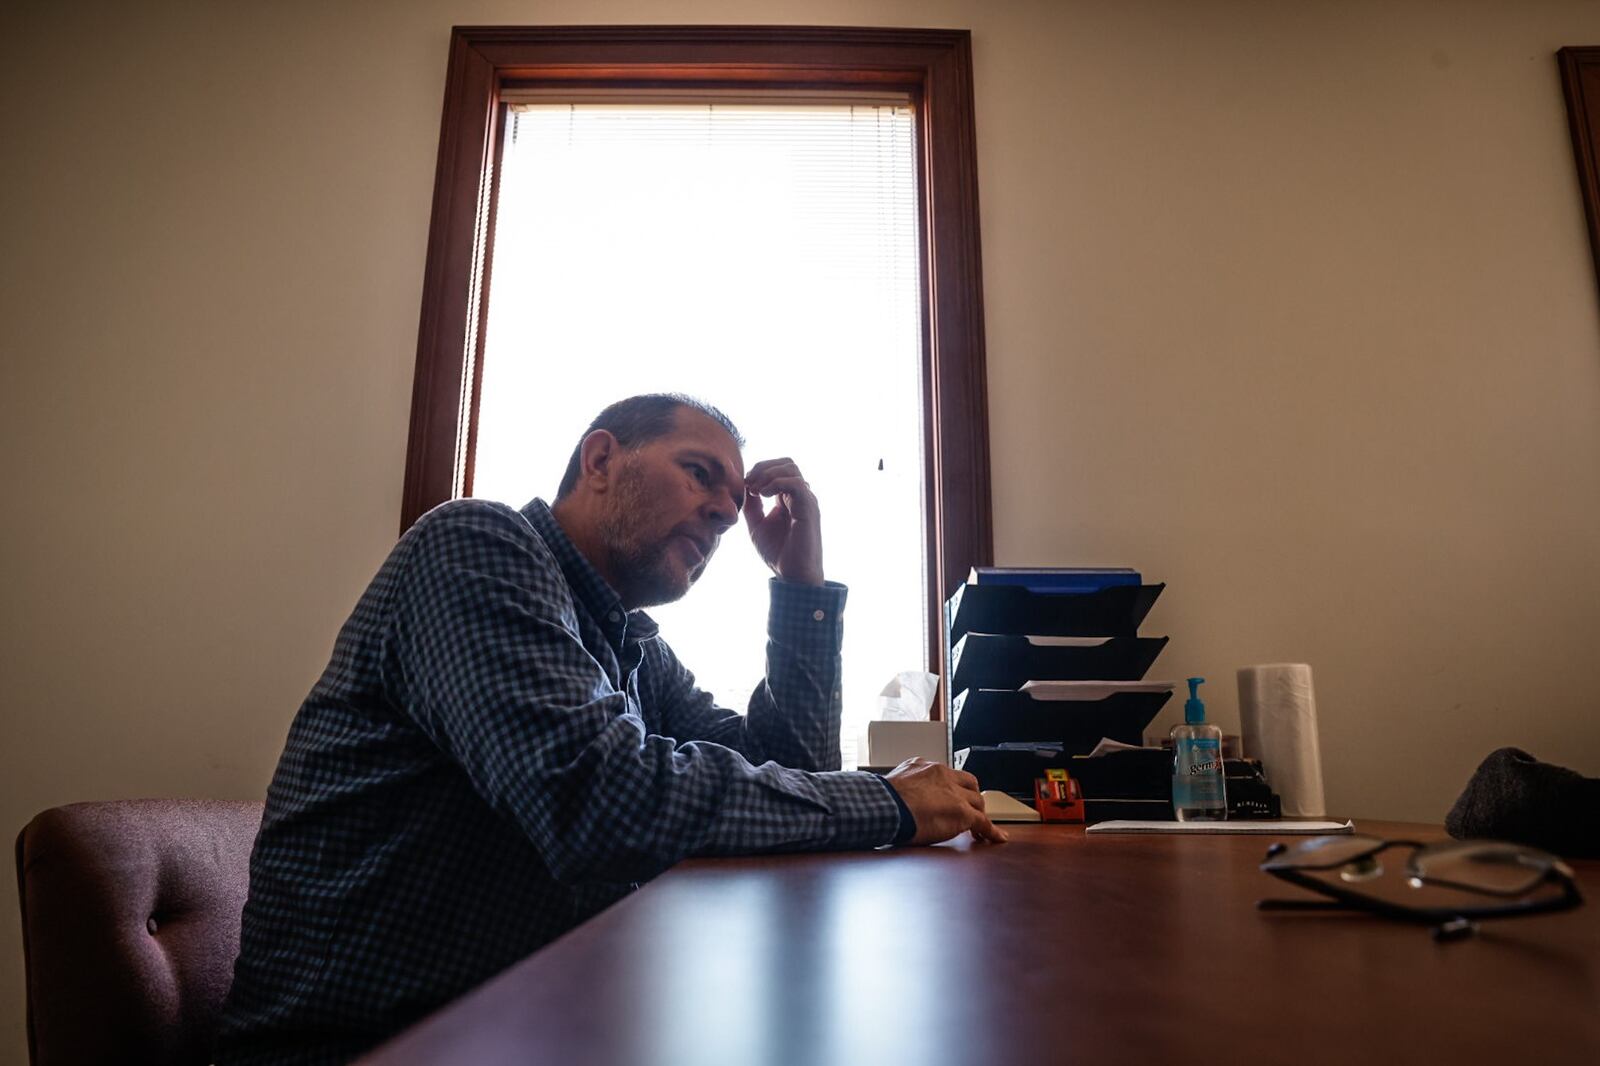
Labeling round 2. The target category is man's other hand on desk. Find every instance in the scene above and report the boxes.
[886,758,1009,845]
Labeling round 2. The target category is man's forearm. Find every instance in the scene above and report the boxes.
[741,578,848,770]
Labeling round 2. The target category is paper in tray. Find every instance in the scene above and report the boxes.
[1019,680,1177,700]
[944,581,1164,641]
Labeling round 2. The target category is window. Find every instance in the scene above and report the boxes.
[402,27,991,730]
[470,99,925,748]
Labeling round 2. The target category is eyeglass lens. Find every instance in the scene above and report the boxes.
[1266,835,1386,870]
[1409,842,1552,895]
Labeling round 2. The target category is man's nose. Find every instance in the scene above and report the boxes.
[704,491,739,533]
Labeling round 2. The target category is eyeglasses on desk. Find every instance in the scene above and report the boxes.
[1258,835,1584,941]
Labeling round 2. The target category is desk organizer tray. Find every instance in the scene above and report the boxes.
[944,581,1165,642]
[950,686,1174,752]
[949,634,1168,691]
[1084,798,1176,822]
[956,746,1281,821]
[955,746,1173,801]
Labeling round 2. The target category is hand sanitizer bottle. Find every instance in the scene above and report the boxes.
[1171,677,1227,821]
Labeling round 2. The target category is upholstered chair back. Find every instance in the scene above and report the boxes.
[15,799,263,1066]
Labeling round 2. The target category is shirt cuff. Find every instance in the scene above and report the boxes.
[877,775,917,845]
[767,578,848,657]
[807,770,906,849]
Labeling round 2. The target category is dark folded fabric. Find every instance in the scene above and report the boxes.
[1445,747,1600,858]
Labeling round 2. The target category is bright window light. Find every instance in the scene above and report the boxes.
[471,101,926,767]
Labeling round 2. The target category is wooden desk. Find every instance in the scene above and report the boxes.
[359,822,1600,1065]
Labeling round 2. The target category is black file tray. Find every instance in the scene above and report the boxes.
[1084,798,1177,822]
[950,688,1172,752]
[944,582,1165,642]
[949,634,1168,691]
[955,745,1071,797]
[955,746,1173,805]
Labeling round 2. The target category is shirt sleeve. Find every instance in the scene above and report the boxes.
[882,775,918,844]
[386,504,903,886]
[642,579,849,771]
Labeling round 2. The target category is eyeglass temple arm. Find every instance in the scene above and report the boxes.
[1262,865,1582,922]
[1261,867,1457,924]
[1257,898,1355,911]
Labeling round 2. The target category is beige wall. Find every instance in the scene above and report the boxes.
[5,0,1600,1058]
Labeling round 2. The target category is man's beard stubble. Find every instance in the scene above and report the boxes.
[597,460,696,609]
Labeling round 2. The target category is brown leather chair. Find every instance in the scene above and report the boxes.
[15,799,263,1066]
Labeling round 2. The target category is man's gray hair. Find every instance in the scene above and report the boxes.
[555,394,744,499]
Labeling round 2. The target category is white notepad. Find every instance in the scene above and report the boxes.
[1086,819,1354,835]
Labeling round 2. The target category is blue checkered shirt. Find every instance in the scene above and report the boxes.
[215,498,904,1065]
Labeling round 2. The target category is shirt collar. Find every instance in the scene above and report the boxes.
[521,498,660,645]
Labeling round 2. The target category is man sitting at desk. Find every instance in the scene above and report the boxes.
[216,393,1004,1065]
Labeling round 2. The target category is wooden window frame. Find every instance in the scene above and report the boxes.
[1559,47,1600,306]
[402,25,992,684]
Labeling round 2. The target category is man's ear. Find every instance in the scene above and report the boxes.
[578,430,620,492]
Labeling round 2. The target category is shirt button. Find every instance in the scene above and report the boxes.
[812,609,825,621]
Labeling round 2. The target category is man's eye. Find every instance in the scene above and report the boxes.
[686,464,711,486]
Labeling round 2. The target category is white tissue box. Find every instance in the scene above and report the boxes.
[857,721,949,769]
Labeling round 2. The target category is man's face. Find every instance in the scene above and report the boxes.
[596,408,746,609]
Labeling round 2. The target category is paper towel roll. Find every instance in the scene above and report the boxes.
[1237,664,1326,817]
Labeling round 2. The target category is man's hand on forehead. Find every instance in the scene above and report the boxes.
[744,457,807,507]
[741,457,824,587]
